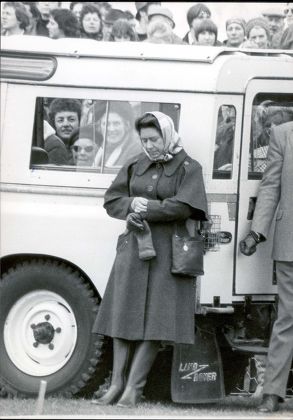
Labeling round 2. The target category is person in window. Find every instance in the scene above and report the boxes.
[1,2,30,36]
[262,7,285,49]
[69,127,99,167]
[47,8,80,39]
[79,3,103,40]
[224,17,246,48]
[35,2,60,36]
[43,120,68,165]
[194,19,221,46]
[90,101,142,170]
[240,18,271,49]
[182,3,211,45]
[91,111,208,407]
[110,18,138,41]
[48,98,82,161]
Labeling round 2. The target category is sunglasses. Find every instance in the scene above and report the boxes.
[72,145,94,153]
[284,8,293,14]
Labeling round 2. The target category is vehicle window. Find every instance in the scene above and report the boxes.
[30,98,180,173]
[248,94,293,180]
[213,105,236,179]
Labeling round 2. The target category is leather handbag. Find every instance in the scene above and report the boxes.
[171,224,204,277]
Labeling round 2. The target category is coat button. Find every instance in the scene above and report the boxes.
[152,174,158,179]
[147,185,153,192]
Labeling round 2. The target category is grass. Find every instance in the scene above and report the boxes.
[0,395,293,418]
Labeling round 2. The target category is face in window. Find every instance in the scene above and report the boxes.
[100,112,129,145]
[197,30,216,46]
[47,16,63,39]
[54,111,80,142]
[248,26,269,48]
[1,6,20,31]
[82,12,101,34]
[226,23,245,46]
[71,138,97,167]
[140,127,165,160]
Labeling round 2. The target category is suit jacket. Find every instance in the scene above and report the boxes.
[251,121,293,261]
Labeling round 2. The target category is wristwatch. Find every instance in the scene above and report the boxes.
[249,230,264,244]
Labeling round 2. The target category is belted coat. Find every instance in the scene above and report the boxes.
[92,149,208,344]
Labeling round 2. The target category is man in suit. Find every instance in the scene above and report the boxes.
[240,121,293,413]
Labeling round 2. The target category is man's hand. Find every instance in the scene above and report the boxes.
[239,233,258,256]
[126,213,145,232]
[131,197,148,213]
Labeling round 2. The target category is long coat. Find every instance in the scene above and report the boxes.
[93,149,208,344]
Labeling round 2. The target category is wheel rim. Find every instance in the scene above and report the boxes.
[4,290,77,376]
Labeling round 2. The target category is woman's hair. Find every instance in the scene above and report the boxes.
[48,98,82,128]
[135,113,163,137]
[50,8,80,38]
[194,19,218,42]
[22,2,42,21]
[94,101,135,127]
[186,3,211,27]
[79,2,103,38]
[69,125,95,148]
[3,2,30,30]
[110,18,137,41]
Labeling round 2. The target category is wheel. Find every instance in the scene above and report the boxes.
[0,259,111,398]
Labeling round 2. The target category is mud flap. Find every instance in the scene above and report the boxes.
[171,328,225,403]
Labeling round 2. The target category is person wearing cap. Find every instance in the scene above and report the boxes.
[241,17,271,49]
[135,2,161,41]
[147,4,185,44]
[182,3,211,45]
[224,17,246,48]
[193,18,221,46]
[102,8,126,41]
[262,8,285,48]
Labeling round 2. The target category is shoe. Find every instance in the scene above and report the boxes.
[258,394,279,413]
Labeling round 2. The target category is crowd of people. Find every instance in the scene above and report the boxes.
[1,2,293,49]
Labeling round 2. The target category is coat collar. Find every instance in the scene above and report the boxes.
[136,149,188,176]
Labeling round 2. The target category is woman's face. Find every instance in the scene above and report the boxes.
[197,30,216,46]
[82,12,101,34]
[226,23,245,46]
[100,112,128,145]
[1,6,19,31]
[248,26,269,49]
[140,127,165,160]
[47,16,63,39]
[71,138,97,166]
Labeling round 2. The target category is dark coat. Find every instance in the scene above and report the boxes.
[92,149,208,344]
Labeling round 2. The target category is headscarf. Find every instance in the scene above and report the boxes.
[141,111,183,161]
[226,17,246,32]
[245,17,271,40]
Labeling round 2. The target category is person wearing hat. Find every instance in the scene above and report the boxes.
[102,8,126,41]
[147,4,185,44]
[241,17,271,49]
[182,3,211,45]
[135,2,161,41]
[262,7,285,48]
[224,17,246,48]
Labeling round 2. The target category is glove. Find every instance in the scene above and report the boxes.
[126,213,145,232]
[239,233,257,256]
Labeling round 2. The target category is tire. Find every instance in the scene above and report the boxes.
[0,259,111,398]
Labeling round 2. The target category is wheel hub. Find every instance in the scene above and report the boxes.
[32,321,55,344]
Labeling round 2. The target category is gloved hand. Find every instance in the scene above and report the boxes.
[239,233,257,256]
[126,213,145,232]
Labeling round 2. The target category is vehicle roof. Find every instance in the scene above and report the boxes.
[1,36,293,93]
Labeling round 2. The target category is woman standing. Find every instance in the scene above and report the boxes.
[92,111,208,407]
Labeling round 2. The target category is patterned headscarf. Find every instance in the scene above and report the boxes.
[141,111,183,161]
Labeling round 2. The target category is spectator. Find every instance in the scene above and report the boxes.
[194,19,221,46]
[147,5,185,44]
[48,98,82,158]
[1,2,30,36]
[241,18,271,49]
[22,2,42,35]
[280,23,293,49]
[262,7,285,48]
[124,10,138,32]
[224,17,246,47]
[110,19,138,42]
[79,3,103,41]
[36,2,60,36]
[47,8,80,39]
[69,2,83,22]
[183,3,211,45]
[284,2,293,27]
[102,8,126,41]
[135,2,161,41]
[69,127,99,167]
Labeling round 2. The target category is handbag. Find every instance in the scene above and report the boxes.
[171,223,204,277]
